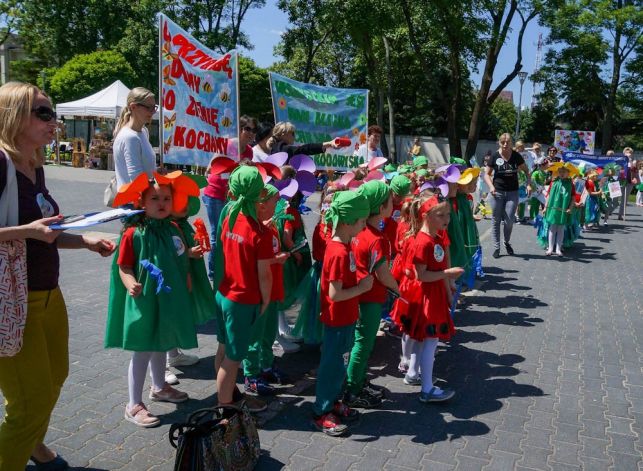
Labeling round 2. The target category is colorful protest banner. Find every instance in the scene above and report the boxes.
[269,72,369,171]
[554,130,595,155]
[159,14,239,167]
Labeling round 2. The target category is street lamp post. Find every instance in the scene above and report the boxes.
[515,71,528,138]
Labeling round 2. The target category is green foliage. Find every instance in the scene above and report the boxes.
[481,98,517,140]
[48,51,136,104]
[238,56,273,122]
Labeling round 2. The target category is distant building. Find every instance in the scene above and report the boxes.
[491,89,514,104]
[0,34,26,85]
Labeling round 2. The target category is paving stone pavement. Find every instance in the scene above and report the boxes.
[1,166,642,470]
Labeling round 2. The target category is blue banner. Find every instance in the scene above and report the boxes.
[159,14,239,167]
[562,151,628,168]
[269,72,368,171]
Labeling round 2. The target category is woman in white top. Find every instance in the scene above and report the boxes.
[251,122,274,163]
[113,88,158,187]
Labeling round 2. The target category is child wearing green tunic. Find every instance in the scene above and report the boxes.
[105,177,197,428]
[455,168,481,279]
[543,164,576,256]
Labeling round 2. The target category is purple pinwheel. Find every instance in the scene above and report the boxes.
[139,259,172,294]
[420,177,449,198]
[435,164,462,183]
[271,154,318,199]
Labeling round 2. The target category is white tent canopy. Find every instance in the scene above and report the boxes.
[56,80,132,119]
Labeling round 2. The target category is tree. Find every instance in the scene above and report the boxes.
[539,0,643,152]
[464,0,540,160]
[48,51,136,103]
[173,0,266,53]
[479,96,516,140]
[238,55,273,122]
[0,0,17,47]
[400,0,486,157]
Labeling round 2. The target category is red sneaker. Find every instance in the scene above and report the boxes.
[333,401,359,423]
[313,412,349,436]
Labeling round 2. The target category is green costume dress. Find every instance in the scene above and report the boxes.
[529,169,547,219]
[105,218,198,351]
[447,197,468,271]
[455,193,479,278]
[278,207,312,311]
[174,217,215,326]
[545,178,573,226]
[537,178,580,249]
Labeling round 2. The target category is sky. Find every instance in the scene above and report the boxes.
[241,0,549,108]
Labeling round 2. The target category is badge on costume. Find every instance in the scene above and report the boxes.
[495,158,505,167]
[172,236,186,256]
[434,244,445,263]
[392,209,401,222]
[349,252,357,272]
[272,235,279,254]
[36,193,55,217]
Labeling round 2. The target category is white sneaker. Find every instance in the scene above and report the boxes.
[165,368,179,385]
[274,335,300,353]
[167,350,200,367]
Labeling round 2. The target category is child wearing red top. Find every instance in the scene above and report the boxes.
[344,181,400,409]
[314,191,372,437]
[242,185,290,396]
[292,184,337,346]
[215,167,274,407]
[409,193,463,403]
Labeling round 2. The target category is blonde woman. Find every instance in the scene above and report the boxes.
[482,133,532,259]
[0,82,115,470]
[268,121,338,161]
[113,87,158,187]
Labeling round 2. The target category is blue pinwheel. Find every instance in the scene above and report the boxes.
[139,259,172,294]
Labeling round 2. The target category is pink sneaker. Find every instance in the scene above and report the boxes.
[149,383,189,403]
[125,403,160,428]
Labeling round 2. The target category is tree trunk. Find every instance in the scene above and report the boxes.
[602,13,622,153]
[382,35,396,162]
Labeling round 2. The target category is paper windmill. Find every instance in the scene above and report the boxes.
[272,154,318,199]
[209,152,284,183]
[337,168,385,189]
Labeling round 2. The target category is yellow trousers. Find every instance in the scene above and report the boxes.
[0,287,69,471]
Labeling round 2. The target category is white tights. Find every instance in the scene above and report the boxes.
[128,351,166,408]
[419,338,439,394]
[548,224,564,253]
[403,335,422,378]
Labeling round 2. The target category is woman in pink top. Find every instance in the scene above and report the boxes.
[202,115,257,278]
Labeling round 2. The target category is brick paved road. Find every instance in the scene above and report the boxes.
[2,166,641,470]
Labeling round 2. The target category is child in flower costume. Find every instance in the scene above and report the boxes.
[539,162,579,256]
[105,172,201,428]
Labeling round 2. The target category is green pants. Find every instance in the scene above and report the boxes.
[0,288,69,471]
[215,291,258,362]
[243,302,278,377]
[529,198,542,220]
[314,324,355,416]
[517,202,526,219]
[346,302,382,394]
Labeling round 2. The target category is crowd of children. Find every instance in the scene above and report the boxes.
[103,154,487,437]
[104,144,637,437]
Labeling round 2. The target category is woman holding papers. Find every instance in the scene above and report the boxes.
[0,82,115,471]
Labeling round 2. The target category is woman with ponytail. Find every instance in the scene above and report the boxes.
[113,88,158,187]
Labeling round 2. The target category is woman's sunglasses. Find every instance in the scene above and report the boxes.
[32,106,57,122]
[137,103,159,112]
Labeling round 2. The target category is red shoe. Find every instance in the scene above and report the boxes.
[313,412,349,436]
[333,401,359,423]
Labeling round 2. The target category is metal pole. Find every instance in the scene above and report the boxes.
[515,82,523,138]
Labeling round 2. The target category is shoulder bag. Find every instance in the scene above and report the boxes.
[0,151,29,357]
[169,403,261,471]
